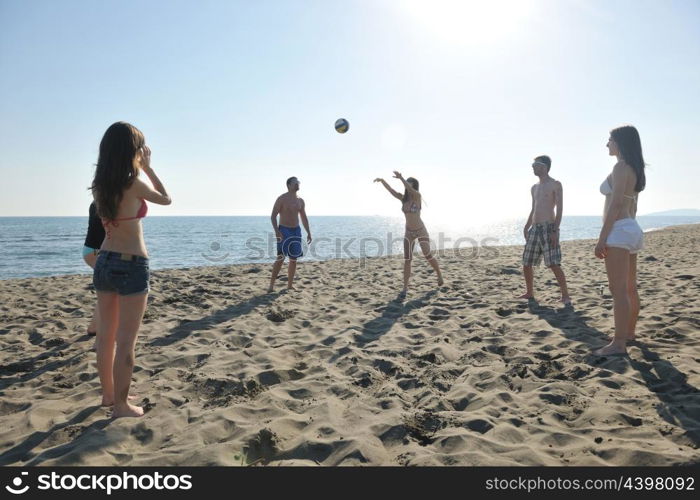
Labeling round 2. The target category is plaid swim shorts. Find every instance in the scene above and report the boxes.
[522,221,561,267]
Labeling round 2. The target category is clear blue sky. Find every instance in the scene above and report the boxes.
[1,0,698,224]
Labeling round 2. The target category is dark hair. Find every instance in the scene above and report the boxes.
[534,155,551,172]
[90,122,145,220]
[402,177,419,203]
[286,176,298,187]
[610,125,646,192]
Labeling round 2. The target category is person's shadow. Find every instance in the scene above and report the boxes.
[354,290,437,347]
[527,299,606,349]
[629,345,700,447]
[0,406,113,466]
[150,292,280,347]
[530,299,700,448]
[0,341,86,392]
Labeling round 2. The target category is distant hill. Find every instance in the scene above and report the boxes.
[643,209,700,216]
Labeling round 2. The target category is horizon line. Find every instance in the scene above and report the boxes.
[1,212,699,218]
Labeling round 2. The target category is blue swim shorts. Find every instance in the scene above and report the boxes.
[277,225,303,259]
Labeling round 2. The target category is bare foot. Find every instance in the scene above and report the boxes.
[517,292,534,300]
[437,276,444,287]
[112,403,144,418]
[593,342,627,356]
[560,296,572,305]
[102,395,137,407]
[267,286,274,293]
[287,285,296,291]
[398,290,407,299]
[606,336,637,343]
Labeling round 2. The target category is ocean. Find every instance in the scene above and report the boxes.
[1,215,698,280]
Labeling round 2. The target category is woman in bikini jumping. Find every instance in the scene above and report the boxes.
[91,122,171,417]
[375,171,444,298]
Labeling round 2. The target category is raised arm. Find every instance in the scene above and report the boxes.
[299,198,312,243]
[132,146,171,205]
[393,171,418,197]
[373,177,402,200]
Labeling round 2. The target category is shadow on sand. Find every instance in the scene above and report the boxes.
[530,298,700,448]
[150,292,281,347]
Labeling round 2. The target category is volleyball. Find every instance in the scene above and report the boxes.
[334,118,349,134]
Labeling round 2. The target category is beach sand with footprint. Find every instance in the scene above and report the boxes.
[0,225,698,466]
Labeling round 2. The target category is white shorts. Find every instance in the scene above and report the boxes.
[606,218,644,254]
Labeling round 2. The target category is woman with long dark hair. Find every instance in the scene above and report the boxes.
[91,122,171,417]
[594,125,646,356]
[374,171,444,298]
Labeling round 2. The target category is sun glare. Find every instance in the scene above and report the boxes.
[401,0,536,46]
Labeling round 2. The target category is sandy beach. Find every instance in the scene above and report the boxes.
[1,224,698,466]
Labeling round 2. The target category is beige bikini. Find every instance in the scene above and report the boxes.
[402,199,428,240]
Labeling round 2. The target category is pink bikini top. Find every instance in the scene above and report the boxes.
[102,199,148,239]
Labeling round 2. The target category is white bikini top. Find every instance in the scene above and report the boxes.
[600,178,638,200]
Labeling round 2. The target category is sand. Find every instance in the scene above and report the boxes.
[1,224,698,466]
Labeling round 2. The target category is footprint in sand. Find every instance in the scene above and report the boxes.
[428,308,450,321]
[465,419,494,434]
[266,309,295,323]
[131,423,154,444]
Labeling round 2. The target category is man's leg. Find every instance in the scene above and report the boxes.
[520,266,535,299]
[519,227,538,299]
[268,255,284,292]
[287,258,297,289]
[543,225,569,303]
[549,265,571,303]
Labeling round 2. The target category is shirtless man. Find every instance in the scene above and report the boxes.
[268,177,312,292]
[519,156,571,304]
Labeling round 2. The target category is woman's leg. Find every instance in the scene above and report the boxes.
[418,236,443,286]
[402,235,415,294]
[627,253,639,340]
[594,247,630,355]
[84,253,99,334]
[112,292,148,418]
[96,291,118,405]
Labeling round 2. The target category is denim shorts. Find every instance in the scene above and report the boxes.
[93,251,150,296]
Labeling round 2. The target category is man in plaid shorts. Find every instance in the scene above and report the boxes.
[519,156,571,305]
